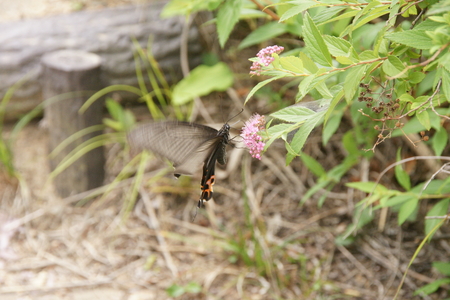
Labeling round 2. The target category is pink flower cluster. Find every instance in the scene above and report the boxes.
[241,114,266,160]
[250,45,284,76]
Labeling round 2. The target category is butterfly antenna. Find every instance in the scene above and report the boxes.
[226,108,244,124]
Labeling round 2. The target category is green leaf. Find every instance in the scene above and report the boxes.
[398,197,418,225]
[161,0,213,17]
[300,154,326,177]
[379,194,417,207]
[342,130,359,156]
[385,30,434,49]
[409,71,426,84]
[270,106,316,123]
[395,149,411,190]
[382,56,407,78]
[346,182,387,194]
[432,127,448,156]
[105,99,123,121]
[353,4,390,32]
[172,63,233,106]
[303,12,332,67]
[217,0,242,48]
[416,110,431,130]
[318,9,359,27]
[420,278,450,296]
[280,0,320,22]
[344,65,367,102]
[238,22,287,50]
[441,67,450,101]
[425,198,450,238]
[322,108,343,145]
[324,35,357,58]
[433,261,450,276]
[166,284,185,297]
[313,6,346,24]
[414,279,450,296]
[279,56,306,74]
[265,123,294,149]
[245,75,284,104]
[300,52,319,73]
[289,110,326,156]
[184,282,202,293]
[298,74,317,99]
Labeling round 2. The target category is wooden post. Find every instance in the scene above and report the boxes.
[42,50,105,198]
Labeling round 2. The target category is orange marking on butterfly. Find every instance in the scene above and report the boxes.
[201,175,216,200]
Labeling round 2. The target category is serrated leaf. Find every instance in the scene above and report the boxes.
[409,71,426,84]
[313,6,346,24]
[398,93,414,102]
[359,50,378,60]
[303,12,332,67]
[344,65,367,102]
[416,110,431,130]
[398,197,418,225]
[324,35,353,57]
[172,63,233,105]
[415,19,443,31]
[300,52,318,73]
[336,56,354,65]
[265,123,294,149]
[382,56,407,78]
[318,9,359,26]
[298,74,317,99]
[432,127,448,156]
[353,4,390,32]
[280,0,319,22]
[438,53,450,72]
[270,106,316,122]
[385,30,434,49]
[289,110,326,155]
[279,56,305,74]
[441,67,450,101]
[217,0,241,48]
[245,75,284,104]
[238,22,287,50]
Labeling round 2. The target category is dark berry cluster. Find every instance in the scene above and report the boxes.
[358,83,400,117]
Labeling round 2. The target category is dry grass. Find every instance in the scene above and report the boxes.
[1,117,449,300]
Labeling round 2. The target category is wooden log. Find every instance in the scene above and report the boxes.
[42,50,105,198]
[0,2,204,121]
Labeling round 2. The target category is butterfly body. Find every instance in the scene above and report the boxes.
[127,121,230,207]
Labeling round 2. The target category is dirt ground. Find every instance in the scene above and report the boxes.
[1,1,450,300]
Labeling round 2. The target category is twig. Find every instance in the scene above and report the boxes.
[140,188,178,277]
[0,279,111,294]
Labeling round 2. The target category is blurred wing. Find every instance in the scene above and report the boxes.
[127,121,220,175]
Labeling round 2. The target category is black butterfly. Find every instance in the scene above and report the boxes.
[127,121,230,211]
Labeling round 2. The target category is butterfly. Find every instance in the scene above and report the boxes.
[127,120,231,212]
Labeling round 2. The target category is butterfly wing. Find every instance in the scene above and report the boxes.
[127,121,221,175]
